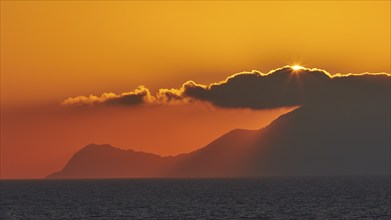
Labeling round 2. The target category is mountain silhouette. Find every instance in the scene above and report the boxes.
[47,98,390,178]
[47,144,175,178]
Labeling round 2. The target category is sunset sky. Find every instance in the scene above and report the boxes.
[1,1,390,179]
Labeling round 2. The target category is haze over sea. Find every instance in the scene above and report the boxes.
[1,176,390,219]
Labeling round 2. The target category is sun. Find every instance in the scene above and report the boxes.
[291,65,305,71]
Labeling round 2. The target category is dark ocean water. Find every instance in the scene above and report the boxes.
[1,177,390,219]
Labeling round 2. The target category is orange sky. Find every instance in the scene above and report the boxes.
[0,1,390,179]
[1,1,390,106]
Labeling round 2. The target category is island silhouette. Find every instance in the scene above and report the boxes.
[47,69,390,178]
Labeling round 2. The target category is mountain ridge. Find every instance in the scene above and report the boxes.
[47,101,390,179]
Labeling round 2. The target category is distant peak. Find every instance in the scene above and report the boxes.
[85,143,114,148]
[79,143,117,152]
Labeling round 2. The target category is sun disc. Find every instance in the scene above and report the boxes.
[291,65,304,71]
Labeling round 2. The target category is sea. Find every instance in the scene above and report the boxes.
[1,176,390,219]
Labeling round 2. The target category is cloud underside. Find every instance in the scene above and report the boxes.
[62,66,390,109]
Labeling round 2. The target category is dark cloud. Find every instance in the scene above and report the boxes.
[180,67,390,109]
[63,66,390,109]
